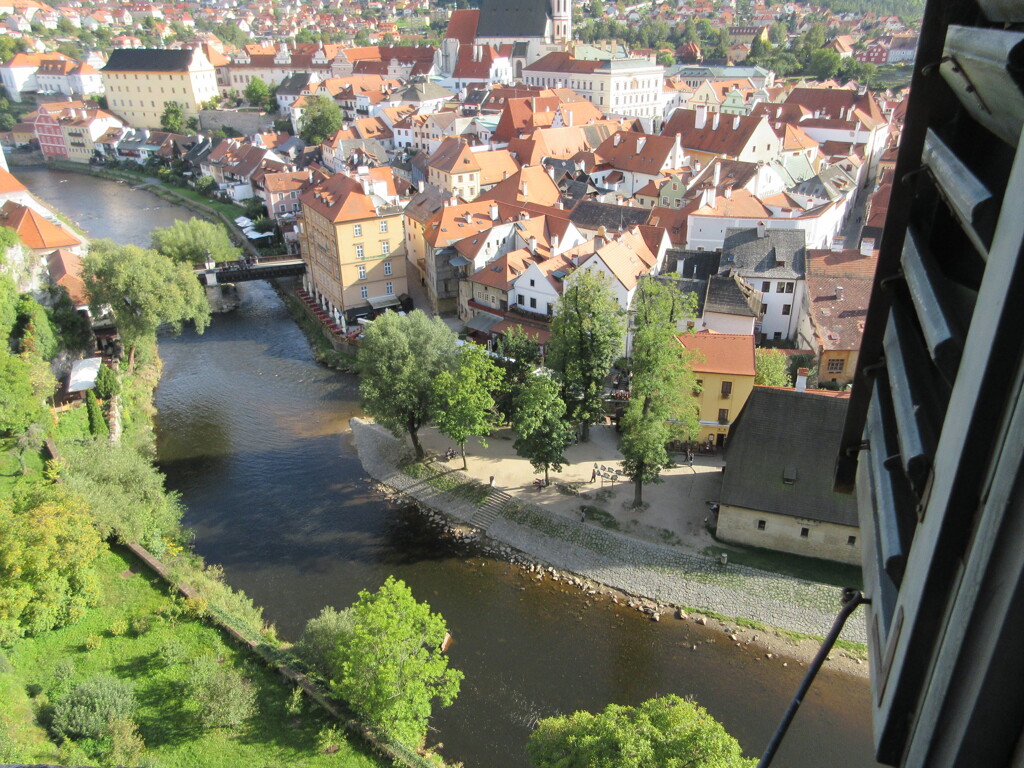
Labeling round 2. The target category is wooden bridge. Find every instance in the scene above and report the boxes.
[196,255,305,285]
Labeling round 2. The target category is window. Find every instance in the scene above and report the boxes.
[360,286,368,300]
[385,281,394,295]
[761,281,770,291]
[757,519,766,531]
[357,265,366,280]
[718,408,729,423]
[785,282,794,294]
[530,279,535,286]
[762,303,768,315]
[355,244,364,259]
[721,381,732,398]
[529,297,537,309]
[827,358,845,373]
[782,304,791,315]
[773,332,782,340]
[383,261,392,276]
[847,535,857,546]
[800,527,809,538]
[380,220,388,233]
[379,240,391,255]
[518,295,525,305]
[354,224,362,237]
[776,282,786,293]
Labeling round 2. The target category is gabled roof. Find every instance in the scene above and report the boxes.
[704,273,761,318]
[0,201,81,250]
[427,138,480,174]
[478,164,560,206]
[0,169,28,195]
[476,0,550,38]
[661,108,768,158]
[474,149,520,187]
[101,47,201,72]
[445,9,480,43]
[721,386,858,526]
[47,248,87,305]
[721,227,806,280]
[300,173,379,223]
[677,330,755,376]
[569,200,650,232]
[594,131,680,174]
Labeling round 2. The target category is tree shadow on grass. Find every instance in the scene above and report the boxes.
[127,668,206,748]
[112,650,165,679]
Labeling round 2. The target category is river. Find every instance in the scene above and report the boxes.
[17,167,882,768]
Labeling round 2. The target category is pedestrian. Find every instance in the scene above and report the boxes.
[489,475,495,488]
[581,509,587,523]
[688,450,694,468]
[591,466,597,483]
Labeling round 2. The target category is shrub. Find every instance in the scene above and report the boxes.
[129,614,152,637]
[316,725,343,754]
[104,717,145,766]
[285,685,304,716]
[46,659,77,699]
[51,674,136,741]
[94,365,120,401]
[85,391,107,437]
[186,657,257,729]
[294,606,354,679]
[0,649,10,674]
[109,619,129,637]
[157,637,187,668]
[83,634,102,651]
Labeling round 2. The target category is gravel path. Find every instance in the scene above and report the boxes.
[352,418,866,644]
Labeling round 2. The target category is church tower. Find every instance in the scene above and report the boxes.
[550,0,571,44]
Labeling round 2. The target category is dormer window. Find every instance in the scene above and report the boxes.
[783,465,797,485]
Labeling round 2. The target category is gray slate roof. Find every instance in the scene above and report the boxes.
[569,200,650,232]
[721,227,806,280]
[705,273,761,317]
[477,0,550,38]
[102,48,197,72]
[721,387,858,527]
[276,72,313,96]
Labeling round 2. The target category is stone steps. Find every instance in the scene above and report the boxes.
[470,489,513,531]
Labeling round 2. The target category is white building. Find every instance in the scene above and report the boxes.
[523,53,665,121]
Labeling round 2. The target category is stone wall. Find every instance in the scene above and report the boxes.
[716,504,862,565]
[199,109,275,135]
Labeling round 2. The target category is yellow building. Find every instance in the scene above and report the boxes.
[678,331,756,447]
[426,137,480,201]
[59,107,123,163]
[101,48,218,130]
[298,168,408,324]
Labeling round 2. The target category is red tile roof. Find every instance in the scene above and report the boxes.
[677,331,756,376]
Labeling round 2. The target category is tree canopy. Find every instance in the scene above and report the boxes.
[299,95,344,145]
[82,240,211,365]
[160,101,184,133]
[620,279,700,507]
[150,218,240,265]
[357,310,458,459]
[327,576,463,747]
[527,695,757,768]
[432,342,503,469]
[243,76,274,112]
[754,348,793,387]
[548,270,624,441]
[0,349,48,436]
[493,325,542,423]
[513,374,574,485]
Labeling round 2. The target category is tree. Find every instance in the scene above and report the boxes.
[548,270,625,441]
[296,606,355,679]
[15,422,44,474]
[588,0,604,16]
[193,175,216,197]
[809,48,842,80]
[768,20,788,45]
[527,695,756,768]
[85,390,107,438]
[150,218,240,265]
[0,489,103,645]
[754,347,792,387]
[82,239,211,368]
[244,76,272,110]
[52,674,137,741]
[512,374,574,485]
[657,51,676,67]
[186,656,257,729]
[328,576,463,746]
[0,349,46,436]
[619,280,700,507]
[493,325,541,422]
[15,295,58,360]
[299,95,344,145]
[160,100,184,133]
[432,343,503,469]
[94,364,120,401]
[357,310,458,460]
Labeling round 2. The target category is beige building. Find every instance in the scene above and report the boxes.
[101,48,218,130]
[59,107,123,164]
[426,138,481,200]
[298,168,409,324]
[716,386,861,565]
[522,52,664,120]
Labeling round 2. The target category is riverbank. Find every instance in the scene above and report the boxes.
[351,418,869,678]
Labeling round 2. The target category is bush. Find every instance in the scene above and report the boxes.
[0,649,10,674]
[104,717,145,766]
[83,634,102,651]
[316,725,343,754]
[86,391,107,438]
[94,365,120,401]
[157,637,187,668]
[46,659,77,699]
[51,674,137,741]
[285,685,304,716]
[294,606,354,679]
[130,614,152,636]
[185,657,257,729]
[108,619,129,637]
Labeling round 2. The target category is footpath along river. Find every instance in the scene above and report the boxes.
[18,166,882,768]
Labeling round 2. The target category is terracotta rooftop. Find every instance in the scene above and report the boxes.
[677,330,756,376]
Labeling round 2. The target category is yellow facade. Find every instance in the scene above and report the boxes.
[60,115,121,164]
[819,348,858,388]
[427,165,479,201]
[103,67,218,130]
[300,207,407,317]
[691,369,755,445]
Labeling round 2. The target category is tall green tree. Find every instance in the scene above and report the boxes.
[754,347,792,387]
[327,576,463,747]
[243,76,272,111]
[809,48,842,80]
[620,280,699,507]
[357,310,458,460]
[513,374,574,485]
[299,95,344,145]
[548,270,625,441]
[493,325,541,423]
[527,694,756,768]
[150,218,240,265]
[432,343,503,469]
[82,240,211,368]
[0,349,47,436]
[160,100,184,133]
[0,488,104,646]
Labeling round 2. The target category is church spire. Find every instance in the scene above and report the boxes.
[550,0,571,44]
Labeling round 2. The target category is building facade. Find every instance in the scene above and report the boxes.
[101,48,218,130]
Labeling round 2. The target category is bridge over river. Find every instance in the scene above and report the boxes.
[196,254,305,285]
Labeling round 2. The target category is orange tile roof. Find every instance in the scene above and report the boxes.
[478,164,561,207]
[299,173,377,223]
[47,248,87,305]
[474,149,519,188]
[0,169,27,195]
[677,331,756,376]
[0,201,81,250]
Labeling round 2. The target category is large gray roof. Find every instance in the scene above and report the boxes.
[721,227,806,280]
[721,387,858,527]
[477,0,550,38]
[705,273,761,317]
[569,200,650,232]
[102,48,197,72]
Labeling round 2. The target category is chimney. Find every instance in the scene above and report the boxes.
[860,237,875,256]
[636,136,647,153]
[489,202,499,221]
[613,133,622,146]
[713,161,721,188]
[836,285,844,301]
[732,115,740,130]
[551,233,559,252]
[723,185,732,199]
[695,104,707,130]
[831,235,844,252]
[712,112,720,130]
[566,108,573,127]
[616,195,624,205]
[595,225,606,248]
[521,181,528,198]
[775,106,782,119]
[528,235,537,254]
[756,220,766,238]
[464,211,473,224]
[796,368,808,392]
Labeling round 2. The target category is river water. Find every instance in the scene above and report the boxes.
[17,167,882,768]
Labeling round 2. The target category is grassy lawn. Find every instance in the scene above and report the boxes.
[702,544,863,589]
[0,437,46,496]
[1,547,381,768]
[400,460,490,504]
